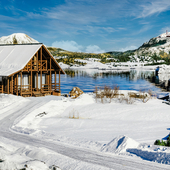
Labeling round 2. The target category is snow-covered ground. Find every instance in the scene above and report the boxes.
[0,92,170,169]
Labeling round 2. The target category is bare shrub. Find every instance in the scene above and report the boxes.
[94,85,121,103]
[103,85,113,98]
[103,85,113,103]
[94,85,152,104]
[113,85,119,98]
[128,92,137,99]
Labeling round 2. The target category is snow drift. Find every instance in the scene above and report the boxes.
[101,135,139,153]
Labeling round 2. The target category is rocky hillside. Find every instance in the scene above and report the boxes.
[0,33,39,44]
[137,33,170,56]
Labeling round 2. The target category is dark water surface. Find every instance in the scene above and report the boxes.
[60,69,160,94]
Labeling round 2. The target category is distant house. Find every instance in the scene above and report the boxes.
[0,43,65,97]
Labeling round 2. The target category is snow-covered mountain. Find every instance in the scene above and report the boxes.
[0,33,39,44]
[136,32,170,56]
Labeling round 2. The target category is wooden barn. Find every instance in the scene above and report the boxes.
[0,43,65,97]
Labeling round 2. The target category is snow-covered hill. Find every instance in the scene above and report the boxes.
[0,33,39,44]
[137,32,170,56]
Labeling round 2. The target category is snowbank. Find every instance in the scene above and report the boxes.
[101,135,139,153]
[0,143,56,170]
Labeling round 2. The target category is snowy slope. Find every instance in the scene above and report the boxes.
[0,33,39,44]
[137,32,170,55]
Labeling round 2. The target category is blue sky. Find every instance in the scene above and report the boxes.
[0,0,170,53]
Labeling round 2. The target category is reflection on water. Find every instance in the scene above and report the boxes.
[149,73,170,91]
[60,69,159,94]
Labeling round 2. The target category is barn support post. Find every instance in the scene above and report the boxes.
[36,72,38,91]
[20,72,22,96]
[50,58,51,91]
[16,74,18,96]
[7,77,9,94]
[11,76,13,94]
[14,76,16,94]
[31,58,32,96]
[36,52,38,69]
[55,71,56,91]
[40,47,42,90]
[1,77,3,93]
[9,77,11,94]
[47,74,49,91]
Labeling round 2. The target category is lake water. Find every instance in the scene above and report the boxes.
[60,69,161,94]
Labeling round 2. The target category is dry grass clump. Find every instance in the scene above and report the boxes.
[69,109,79,119]
[95,85,119,103]
[103,85,113,98]
[128,90,152,103]
[94,85,122,103]
[113,86,119,98]
[94,85,152,104]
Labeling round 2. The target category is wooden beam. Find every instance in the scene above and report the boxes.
[16,74,18,96]
[47,69,55,71]
[47,74,49,91]
[36,52,38,69]
[36,72,38,91]
[14,76,16,94]
[2,77,3,93]
[7,77,9,94]
[31,59,32,96]
[42,45,65,74]
[20,72,22,96]
[11,76,13,94]
[40,47,42,90]
[10,77,11,94]
[50,57,51,91]
[55,71,56,91]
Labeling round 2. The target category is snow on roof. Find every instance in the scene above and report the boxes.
[0,44,42,76]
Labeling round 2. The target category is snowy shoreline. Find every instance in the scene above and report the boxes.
[59,60,159,71]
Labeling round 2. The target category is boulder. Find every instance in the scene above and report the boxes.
[69,87,83,98]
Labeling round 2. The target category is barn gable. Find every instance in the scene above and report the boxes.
[0,44,65,97]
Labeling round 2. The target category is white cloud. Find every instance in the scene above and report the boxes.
[86,26,115,34]
[52,40,105,53]
[138,0,170,18]
[119,46,137,52]
[85,45,105,53]
[52,40,83,52]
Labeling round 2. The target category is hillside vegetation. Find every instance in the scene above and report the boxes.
[47,47,135,65]
[47,45,170,66]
